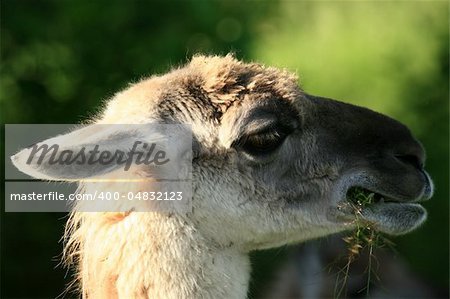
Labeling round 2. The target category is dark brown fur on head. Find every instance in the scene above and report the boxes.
[156,54,301,123]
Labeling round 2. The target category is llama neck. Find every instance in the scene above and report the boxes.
[173,247,251,299]
[77,213,251,299]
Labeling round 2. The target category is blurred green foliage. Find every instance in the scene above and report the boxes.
[1,1,448,298]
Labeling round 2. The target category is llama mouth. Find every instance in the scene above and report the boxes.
[333,187,427,235]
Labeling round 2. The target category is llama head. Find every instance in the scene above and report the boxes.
[11,55,433,251]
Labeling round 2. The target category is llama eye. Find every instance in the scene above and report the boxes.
[241,130,286,155]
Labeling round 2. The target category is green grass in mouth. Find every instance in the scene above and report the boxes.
[346,187,377,207]
[334,187,394,298]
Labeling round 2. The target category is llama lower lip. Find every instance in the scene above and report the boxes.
[359,202,427,235]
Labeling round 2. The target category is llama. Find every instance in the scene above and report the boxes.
[11,55,433,298]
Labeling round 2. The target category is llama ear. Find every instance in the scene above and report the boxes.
[10,124,192,181]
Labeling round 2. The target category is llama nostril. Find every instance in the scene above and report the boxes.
[422,170,434,199]
[394,154,423,169]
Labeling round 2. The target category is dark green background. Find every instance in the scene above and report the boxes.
[1,1,448,298]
